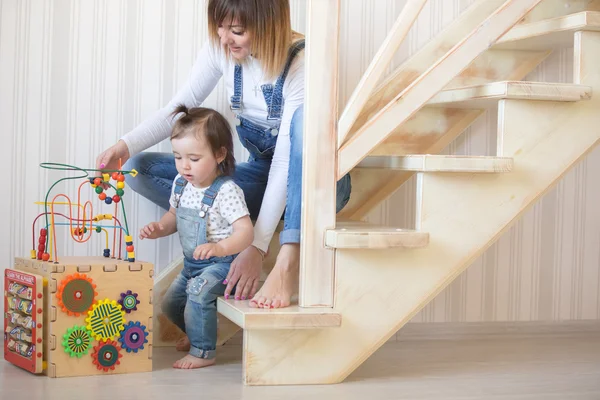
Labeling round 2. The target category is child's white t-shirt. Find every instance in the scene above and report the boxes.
[168,175,249,243]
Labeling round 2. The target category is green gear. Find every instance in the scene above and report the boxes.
[62,325,93,358]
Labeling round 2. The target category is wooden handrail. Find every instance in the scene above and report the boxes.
[337,0,428,147]
[336,0,545,177]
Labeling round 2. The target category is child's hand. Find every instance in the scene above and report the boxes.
[193,243,225,260]
[139,222,165,240]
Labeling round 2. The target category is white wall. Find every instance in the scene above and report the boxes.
[1,0,599,322]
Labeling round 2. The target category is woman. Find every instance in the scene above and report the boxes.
[96,0,351,309]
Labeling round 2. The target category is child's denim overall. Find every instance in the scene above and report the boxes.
[161,175,235,359]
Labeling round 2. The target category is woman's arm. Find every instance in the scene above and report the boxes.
[120,41,225,157]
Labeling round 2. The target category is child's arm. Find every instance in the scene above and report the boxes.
[139,207,177,240]
[193,215,254,260]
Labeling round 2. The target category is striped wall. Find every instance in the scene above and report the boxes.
[1,0,599,323]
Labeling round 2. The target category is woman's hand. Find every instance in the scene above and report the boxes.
[223,246,263,300]
[96,140,130,170]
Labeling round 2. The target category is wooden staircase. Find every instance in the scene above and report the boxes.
[216,0,600,385]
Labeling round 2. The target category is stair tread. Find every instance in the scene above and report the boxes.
[326,221,429,249]
[428,81,591,108]
[357,155,513,173]
[217,298,341,329]
[494,11,600,50]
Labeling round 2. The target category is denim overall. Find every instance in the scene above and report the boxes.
[229,40,307,158]
[161,175,234,359]
[125,39,352,244]
[230,39,352,244]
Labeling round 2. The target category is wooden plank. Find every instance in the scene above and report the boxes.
[495,11,600,49]
[217,298,341,329]
[338,0,428,146]
[241,31,600,386]
[359,155,514,173]
[428,81,592,108]
[338,48,551,221]
[325,222,429,249]
[346,0,507,144]
[445,49,553,89]
[300,0,340,307]
[337,0,545,177]
[518,0,600,24]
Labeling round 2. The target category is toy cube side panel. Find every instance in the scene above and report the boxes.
[4,265,46,374]
[13,258,53,375]
[50,260,153,378]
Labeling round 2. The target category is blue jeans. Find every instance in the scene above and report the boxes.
[161,263,230,359]
[124,106,352,245]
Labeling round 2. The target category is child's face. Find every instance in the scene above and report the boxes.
[172,134,224,188]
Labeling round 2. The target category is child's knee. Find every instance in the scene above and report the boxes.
[185,275,222,305]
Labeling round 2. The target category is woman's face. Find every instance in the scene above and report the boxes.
[218,17,252,60]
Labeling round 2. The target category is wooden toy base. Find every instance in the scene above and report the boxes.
[10,256,153,378]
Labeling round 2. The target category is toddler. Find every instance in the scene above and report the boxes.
[140,105,253,369]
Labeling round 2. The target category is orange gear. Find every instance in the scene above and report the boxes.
[56,273,98,316]
[91,340,123,372]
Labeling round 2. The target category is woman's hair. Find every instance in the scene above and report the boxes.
[170,105,235,176]
[207,0,301,80]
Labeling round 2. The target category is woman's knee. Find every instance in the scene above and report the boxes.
[123,153,155,189]
[289,105,304,149]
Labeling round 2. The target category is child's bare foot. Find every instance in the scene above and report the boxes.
[173,354,216,369]
[250,244,299,309]
[175,336,190,352]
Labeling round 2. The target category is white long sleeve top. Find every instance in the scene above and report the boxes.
[121,40,305,252]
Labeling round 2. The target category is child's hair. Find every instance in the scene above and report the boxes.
[207,0,302,80]
[170,105,235,176]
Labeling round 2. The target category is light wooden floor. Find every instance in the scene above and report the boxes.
[2,332,600,399]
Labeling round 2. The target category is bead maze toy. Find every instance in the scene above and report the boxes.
[4,163,153,378]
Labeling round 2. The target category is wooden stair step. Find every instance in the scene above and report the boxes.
[217,298,341,329]
[325,221,429,249]
[428,81,591,108]
[495,11,600,50]
[357,155,513,173]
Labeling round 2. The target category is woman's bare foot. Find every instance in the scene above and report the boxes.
[249,244,299,309]
[173,354,216,369]
[176,336,190,352]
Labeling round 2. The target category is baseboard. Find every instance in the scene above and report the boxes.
[395,320,600,342]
